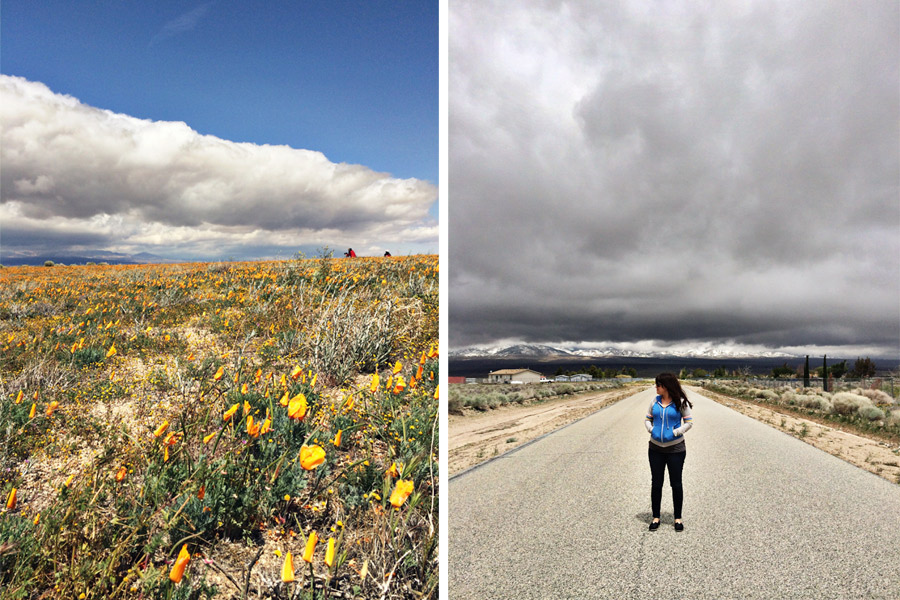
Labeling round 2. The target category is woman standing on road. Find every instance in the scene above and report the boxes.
[644,372,693,531]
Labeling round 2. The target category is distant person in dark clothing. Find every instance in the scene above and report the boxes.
[384,251,392,257]
[346,248,357,258]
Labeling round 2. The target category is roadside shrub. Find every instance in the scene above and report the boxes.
[754,389,778,401]
[857,405,884,421]
[797,394,832,412]
[887,409,900,427]
[831,392,872,415]
[856,388,894,405]
[43,260,55,267]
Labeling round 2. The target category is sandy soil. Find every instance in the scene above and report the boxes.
[448,386,636,476]
[449,385,900,485]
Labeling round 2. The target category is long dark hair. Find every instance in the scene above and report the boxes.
[655,372,692,411]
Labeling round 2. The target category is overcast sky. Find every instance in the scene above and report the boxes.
[1,1,437,261]
[450,0,899,360]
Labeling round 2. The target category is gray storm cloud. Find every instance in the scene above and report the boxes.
[449,0,899,357]
[0,75,437,258]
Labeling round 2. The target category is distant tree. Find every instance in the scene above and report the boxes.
[712,367,728,378]
[678,367,689,379]
[692,368,708,378]
[803,356,810,388]
[554,367,564,376]
[830,360,847,379]
[850,357,877,378]
[772,363,795,378]
[43,260,55,267]
[822,355,828,391]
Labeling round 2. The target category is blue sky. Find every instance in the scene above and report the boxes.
[1,1,438,261]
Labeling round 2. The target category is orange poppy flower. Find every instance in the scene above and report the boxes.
[28,403,36,419]
[203,432,216,444]
[392,361,402,375]
[106,343,117,358]
[290,366,302,380]
[325,537,335,567]
[332,430,342,447]
[115,466,127,482]
[153,420,169,438]
[14,391,23,404]
[392,376,406,394]
[389,479,414,508]
[45,401,59,417]
[434,384,439,400]
[281,551,295,582]
[287,394,308,421]
[299,445,325,470]
[387,462,402,478]
[169,544,190,583]
[302,531,318,563]
[223,403,239,421]
[213,366,225,381]
[5,488,16,510]
[259,418,272,435]
[370,373,380,393]
[197,486,205,500]
[246,416,260,438]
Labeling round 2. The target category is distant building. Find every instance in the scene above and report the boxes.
[448,376,466,384]
[555,373,593,382]
[487,368,543,384]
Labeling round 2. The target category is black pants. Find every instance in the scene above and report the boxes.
[648,447,686,520]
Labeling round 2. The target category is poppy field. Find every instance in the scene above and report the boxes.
[0,254,439,599]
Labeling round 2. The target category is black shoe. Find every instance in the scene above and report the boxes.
[674,521,684,532]
[649,520,660,531]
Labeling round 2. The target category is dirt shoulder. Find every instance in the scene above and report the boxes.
[448,386,636,476]
[697,386,900,485]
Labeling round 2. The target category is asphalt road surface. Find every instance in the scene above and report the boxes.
[448,386,900,599]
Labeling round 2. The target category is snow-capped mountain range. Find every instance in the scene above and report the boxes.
[449,343,797,360]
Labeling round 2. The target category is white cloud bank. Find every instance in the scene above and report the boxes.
[0,75,437,259]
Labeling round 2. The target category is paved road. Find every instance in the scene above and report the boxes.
[448,386,900,599]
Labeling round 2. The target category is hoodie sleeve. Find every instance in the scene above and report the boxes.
[644,402,654,433]
[673,404,694,436]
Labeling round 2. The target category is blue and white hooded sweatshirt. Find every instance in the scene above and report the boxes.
[644,397,693,448]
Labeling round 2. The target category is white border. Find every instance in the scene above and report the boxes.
[438,0,448,598]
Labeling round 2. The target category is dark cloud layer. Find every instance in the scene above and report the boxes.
[450,0,899,358]
[1,75,437,259]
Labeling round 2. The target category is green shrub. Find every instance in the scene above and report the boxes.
[857,405,884,421]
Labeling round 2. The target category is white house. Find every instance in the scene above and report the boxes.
[487,368,543,384]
